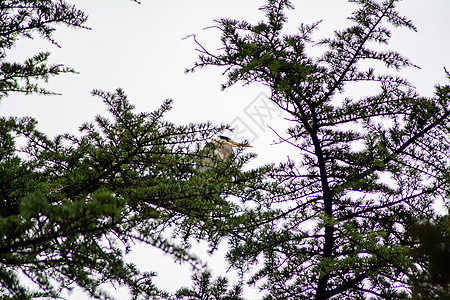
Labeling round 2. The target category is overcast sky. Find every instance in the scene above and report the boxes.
[1,0,449,298]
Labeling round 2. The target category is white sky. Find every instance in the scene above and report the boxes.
[1,0,449,298]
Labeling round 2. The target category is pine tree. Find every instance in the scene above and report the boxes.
[0,0,90,99]
[0,1,267,298]
[175,271,244,300]
[0,88,266,298]
[187,0,450,298]
[408,215,450,299]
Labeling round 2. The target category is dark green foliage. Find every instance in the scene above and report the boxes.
[1,103,165,298]
[175,271,244,300]
[188,0,450,298]
[0,87,267,298]
[3,0,449,299]
[0,1,270,298]
[0,0,89,99]
[409,215,450,299]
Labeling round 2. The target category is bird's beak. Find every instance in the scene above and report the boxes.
[231,141,252,148]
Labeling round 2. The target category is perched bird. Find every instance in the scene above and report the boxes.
[197,136,252,172]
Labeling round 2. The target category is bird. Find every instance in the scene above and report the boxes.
[197,136,252,172]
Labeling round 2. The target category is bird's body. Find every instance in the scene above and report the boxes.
[197,136,251,172]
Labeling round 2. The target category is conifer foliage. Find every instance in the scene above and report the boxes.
[0,0,88,98]
[0,1,263,298]
[188,0,450,298]
[0,87,263,298]
[2,0,450,299]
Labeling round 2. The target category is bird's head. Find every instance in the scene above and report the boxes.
[215,136,252,148]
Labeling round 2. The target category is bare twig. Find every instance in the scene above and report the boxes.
[182,34,217,57]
